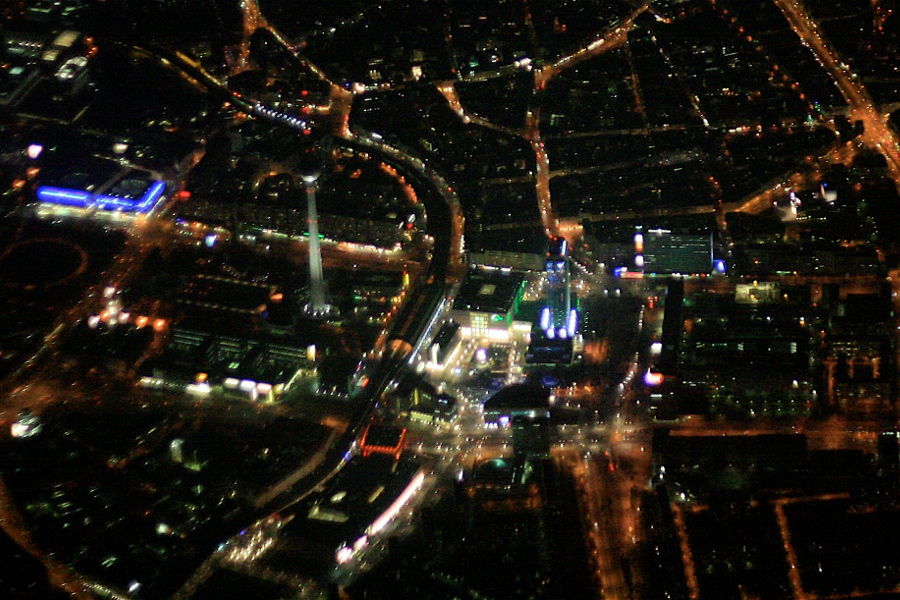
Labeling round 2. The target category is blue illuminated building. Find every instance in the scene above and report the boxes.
[527,236,579,365]
[36,186,92,207]
[36,179,167,214]
[541,236,576,340]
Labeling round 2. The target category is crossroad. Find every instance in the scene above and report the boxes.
[773,0,900,187]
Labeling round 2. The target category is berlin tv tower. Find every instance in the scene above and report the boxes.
[299,155,332,318]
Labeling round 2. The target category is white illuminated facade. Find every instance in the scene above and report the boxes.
[448,268,531,347]
[11,410,41,439]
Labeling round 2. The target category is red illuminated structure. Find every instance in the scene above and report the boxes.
[360,423,407,460]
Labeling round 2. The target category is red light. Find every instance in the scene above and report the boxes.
[303,129,312,135]
[177,190,191,200]
[301,90,308,97]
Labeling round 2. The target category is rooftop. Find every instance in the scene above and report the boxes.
[260,454,422,579]
[453,269,525,315]
[484,383,551,412]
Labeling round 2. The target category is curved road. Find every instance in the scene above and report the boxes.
[140,40,467,598]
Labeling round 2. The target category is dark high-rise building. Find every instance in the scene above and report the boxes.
[637,229,714,275]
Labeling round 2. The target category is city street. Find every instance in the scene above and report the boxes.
[773,0,900,186]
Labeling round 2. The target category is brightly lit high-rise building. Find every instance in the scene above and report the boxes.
[527,236,579,365]
[539,236,576,340]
